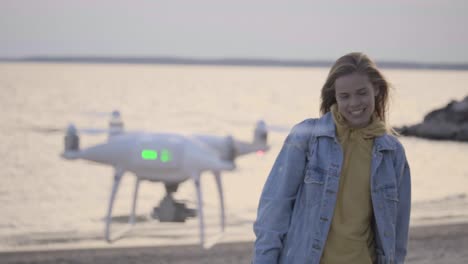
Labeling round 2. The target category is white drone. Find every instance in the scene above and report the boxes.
[59,111,272,247]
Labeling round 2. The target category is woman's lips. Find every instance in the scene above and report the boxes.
[349,108,365,116]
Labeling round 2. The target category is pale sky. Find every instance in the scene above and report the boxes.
[1,0,467,63]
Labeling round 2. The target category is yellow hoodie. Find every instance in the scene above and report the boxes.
[320,105,387,264]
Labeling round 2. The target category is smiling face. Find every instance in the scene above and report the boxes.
[334,72,379,128]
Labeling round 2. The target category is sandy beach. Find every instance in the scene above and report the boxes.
[1,222,467,264]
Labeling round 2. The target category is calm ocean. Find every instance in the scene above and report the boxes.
[1,62,467,251]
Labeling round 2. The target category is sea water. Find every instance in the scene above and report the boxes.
[0,63,467,251]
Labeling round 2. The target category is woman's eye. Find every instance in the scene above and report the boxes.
[359,92,368,96]
[339,95,349,99]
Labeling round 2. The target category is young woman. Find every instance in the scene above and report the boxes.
[253,52,411,264]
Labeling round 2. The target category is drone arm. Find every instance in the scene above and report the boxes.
[213,171,225,232]
[105,168,125,242]
[234,140,269,157]
[233,140,254,156]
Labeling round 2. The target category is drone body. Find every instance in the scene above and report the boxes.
[64,132,235,183]
[60,111,270,247]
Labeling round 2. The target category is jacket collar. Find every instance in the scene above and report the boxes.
[315,112,396,151]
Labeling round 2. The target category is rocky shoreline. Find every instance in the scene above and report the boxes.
[396,96,468,142]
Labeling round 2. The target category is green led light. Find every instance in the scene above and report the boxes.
[160,149,172,163]
[141,150,158,160]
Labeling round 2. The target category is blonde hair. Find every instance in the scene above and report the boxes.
[320,52,391,123]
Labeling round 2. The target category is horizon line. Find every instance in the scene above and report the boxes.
[1,55,468,71]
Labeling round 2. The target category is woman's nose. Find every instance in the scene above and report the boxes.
[349,95,361,107]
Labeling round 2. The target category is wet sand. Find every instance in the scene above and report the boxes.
[1,222,467,264]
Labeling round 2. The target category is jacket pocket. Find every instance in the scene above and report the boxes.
[301,167,325,207]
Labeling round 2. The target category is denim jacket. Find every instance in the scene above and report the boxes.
[253,112,411,264]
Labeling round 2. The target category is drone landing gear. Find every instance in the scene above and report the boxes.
[151,184,196,222]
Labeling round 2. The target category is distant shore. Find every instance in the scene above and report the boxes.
[1,222,467,264]
[1,56,468,71]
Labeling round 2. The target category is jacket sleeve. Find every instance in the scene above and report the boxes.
[395,144,411,263]
[252,125,309,264]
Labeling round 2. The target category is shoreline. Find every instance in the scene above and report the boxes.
[1,222,467,263]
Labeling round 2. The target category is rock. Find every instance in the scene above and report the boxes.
[455,124,468,141]
[395,96,468,142]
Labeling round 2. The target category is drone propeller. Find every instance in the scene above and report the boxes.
[81,110,124,137]
[28,109,123,136]
[221,118,291,133]
[265,123,290,133]
[28,124,111,135]
[81,110,121,119]
[78,127,112,135]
